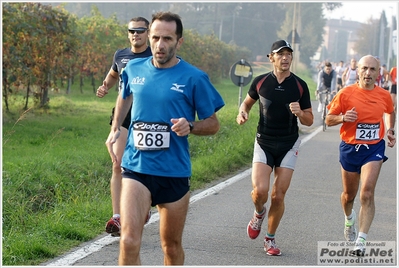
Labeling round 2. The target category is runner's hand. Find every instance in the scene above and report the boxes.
[97,80,109,98]
[105,128,121,163]
[343,107,357,122]
[387,132,396,148]
[171,118,190,136]
[289,101,302,117]
[236,111,248,125]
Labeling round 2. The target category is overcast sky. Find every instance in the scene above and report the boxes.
[325,1,398,25]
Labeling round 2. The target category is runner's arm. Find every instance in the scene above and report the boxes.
[296,107,313,126]
[96,68,119,98]
[237,94,257,125]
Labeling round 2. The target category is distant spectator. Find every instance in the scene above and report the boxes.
[389,66,397,113]
[342,58,358,86]
[316,61,337,112]
[335,60,345,91]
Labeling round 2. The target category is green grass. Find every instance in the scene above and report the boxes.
[2,67,316,265]
[3,93,114,265]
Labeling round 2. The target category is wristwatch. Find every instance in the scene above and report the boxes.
[387,128,395,135]
[189,121,194,133]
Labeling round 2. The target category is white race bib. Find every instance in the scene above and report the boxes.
[355,123,380,141]
[132,122,170,150]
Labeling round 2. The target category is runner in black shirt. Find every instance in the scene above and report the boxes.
[236,40,313,256]
[96,17,152,237]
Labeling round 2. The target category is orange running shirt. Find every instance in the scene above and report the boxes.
[327,83,394,144]
[390,66,397,85]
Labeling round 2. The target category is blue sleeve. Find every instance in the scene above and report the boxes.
[193,72,225,120]
[120,67,131,99]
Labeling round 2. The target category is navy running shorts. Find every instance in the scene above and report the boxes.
[337,77,343,87]
[390,84,397,94]
[121,169,190,207]
[339,139,388,174]
[109,105,132,129]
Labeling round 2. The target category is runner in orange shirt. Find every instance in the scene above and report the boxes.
[389,66,397,113]
[325,55,395,257]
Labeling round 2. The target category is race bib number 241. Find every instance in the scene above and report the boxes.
[355,122,380,141]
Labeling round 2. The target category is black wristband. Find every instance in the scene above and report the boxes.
[189,121,194,132]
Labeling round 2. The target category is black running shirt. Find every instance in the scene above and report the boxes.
[111,46,152,91]
[248,72,312,137]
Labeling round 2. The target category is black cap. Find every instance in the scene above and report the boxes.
[267,40,293,57]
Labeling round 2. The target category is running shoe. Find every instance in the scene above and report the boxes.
[264,237,282,256]
[247,206,266,239]
[317,103,323,113]
[350,238,366,257]
[344,209,357,242]
[105,210,151,237]
[105,216,121,237]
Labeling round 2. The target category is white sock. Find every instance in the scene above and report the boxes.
[357,232,367,242]
[345,212,353,222]
[113,214,120,219]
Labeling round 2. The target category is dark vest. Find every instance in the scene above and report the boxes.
[322,70,334,88]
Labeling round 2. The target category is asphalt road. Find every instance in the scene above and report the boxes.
[43,103,397,266]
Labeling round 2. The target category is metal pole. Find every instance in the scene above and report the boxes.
[238,85,243,107]
[291,3,297,73]
[238,77,243,106]
[378,14,385,63]
[387,13,394,69]
[238,59,245,106]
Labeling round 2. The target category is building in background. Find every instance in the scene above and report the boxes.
[312,17,397,71]
[312,19,362,66]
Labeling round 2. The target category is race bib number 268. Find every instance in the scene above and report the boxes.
[132,122,170,150]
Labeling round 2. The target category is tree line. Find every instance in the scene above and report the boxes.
[4,2,394,111]
[2,3,250,110]
[54,2,343,62]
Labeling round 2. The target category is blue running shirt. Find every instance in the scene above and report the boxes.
[120,57,225,177]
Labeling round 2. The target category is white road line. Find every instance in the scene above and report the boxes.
[45,127,321,266]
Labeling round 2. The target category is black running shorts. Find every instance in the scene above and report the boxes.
[121,169,190,207]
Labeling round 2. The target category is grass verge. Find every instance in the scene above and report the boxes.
[2,67,316,265]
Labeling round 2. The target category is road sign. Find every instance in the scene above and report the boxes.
[230,59,253,106]
[230,59,253,87]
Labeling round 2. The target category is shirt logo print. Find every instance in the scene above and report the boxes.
[131,76,145,85]
[171,83,185,93]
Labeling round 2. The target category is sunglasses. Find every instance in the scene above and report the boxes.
[128,29,147,34]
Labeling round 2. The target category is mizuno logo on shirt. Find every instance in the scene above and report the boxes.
[171,83,185,93]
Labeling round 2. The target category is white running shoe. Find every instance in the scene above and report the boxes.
[317,103,322,113]
[350,238,366,257]
[344,209,357,242]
